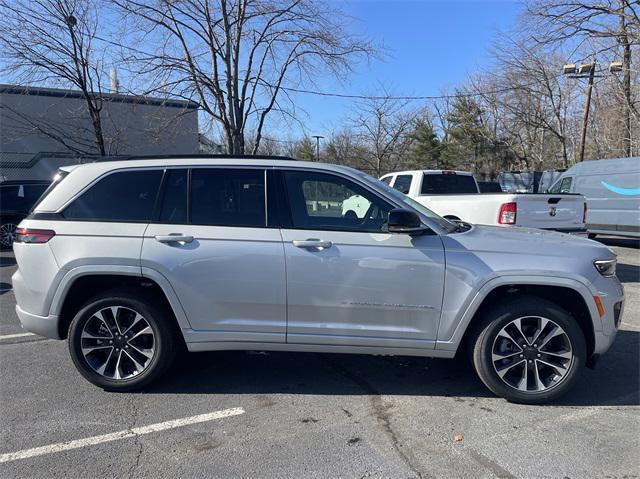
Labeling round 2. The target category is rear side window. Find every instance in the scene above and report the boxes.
[380,176,393,185]
[420,174,477,194]
[392,175,413,194]
[159,169,188,224]
[64,170,163,221]
[190,168,265,227]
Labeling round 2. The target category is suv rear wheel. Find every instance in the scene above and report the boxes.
[68,290,176,391]
[471,296,586,404]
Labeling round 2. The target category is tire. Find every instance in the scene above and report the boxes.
[68,290,177,391]
[0,217,19,249]
[471,296,586,404]
[588,233,597,240]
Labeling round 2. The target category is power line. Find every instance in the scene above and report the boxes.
[91,34,562,103]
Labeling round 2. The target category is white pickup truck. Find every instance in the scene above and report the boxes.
[369,170,587,232]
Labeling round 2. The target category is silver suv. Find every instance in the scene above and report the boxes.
[12,156,624,403]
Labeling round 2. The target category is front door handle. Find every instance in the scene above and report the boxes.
[292,239,332,249]
[155,234,194,244]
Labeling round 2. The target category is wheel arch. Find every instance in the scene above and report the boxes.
[54,268,191,340]
[438,276,599,359]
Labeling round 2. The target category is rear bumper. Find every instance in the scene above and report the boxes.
[15,305,61,339]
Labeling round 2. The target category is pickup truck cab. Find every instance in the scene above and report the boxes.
[379,170,586,233]
[13,156,622,403]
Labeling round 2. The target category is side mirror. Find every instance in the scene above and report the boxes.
[387,208,426,234]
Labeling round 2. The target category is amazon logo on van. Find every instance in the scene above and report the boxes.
[601,181,640,196]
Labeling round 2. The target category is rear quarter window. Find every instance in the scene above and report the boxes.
[63,169,163,222]
[392,175,413,194]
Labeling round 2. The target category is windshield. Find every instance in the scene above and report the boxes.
[352,169,457,233]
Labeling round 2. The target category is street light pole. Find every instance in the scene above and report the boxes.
[578,63,596,163]
[312,135,324,162]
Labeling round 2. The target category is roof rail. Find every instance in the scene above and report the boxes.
[93,153,299,162]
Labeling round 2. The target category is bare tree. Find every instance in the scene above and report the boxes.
[469,40,576,167]
[347,96,416,176]
[116,0,374,155]
[0,0,110,155]
[525,0,640,156]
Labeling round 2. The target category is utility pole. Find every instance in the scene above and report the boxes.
[312,135,324,162]
[578,63,596,163]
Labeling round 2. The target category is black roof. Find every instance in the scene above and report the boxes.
[95,154,299,162]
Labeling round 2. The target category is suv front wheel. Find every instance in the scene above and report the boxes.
[68,290,176,391]
[471,296,586,404]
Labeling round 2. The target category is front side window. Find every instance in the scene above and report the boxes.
[380,176,393,185]
[559,177,573,193]
[283,170,391,232]
[190,168,265,227]
[64,170,163,221]
[393,175,413,194]
[548,176,573,194]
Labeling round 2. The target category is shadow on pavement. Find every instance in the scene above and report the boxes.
[596,236,639,250]
[0,255,16,267]
[0,282,12,295]
[617,263,640,283]
[146,331,639,407]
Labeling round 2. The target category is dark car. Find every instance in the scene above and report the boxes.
[0,180,51,248]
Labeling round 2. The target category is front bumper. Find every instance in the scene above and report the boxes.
[15,305,61,339]
[590,274,625,356]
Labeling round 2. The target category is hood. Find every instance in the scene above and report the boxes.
[446,224,615,259]
[440,224,615,284]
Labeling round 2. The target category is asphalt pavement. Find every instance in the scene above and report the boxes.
[0,236,638,478]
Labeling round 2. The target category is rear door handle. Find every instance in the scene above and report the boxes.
[292,239,332,249]
[155,234,194,244]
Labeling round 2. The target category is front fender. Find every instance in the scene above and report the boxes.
[435,274,599,351]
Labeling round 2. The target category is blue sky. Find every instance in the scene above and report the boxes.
[285,0,523,138]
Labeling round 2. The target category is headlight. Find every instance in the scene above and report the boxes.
[594,259,616,277]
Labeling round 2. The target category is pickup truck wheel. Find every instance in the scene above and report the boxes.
[471,297,586,404]
[68,291,176,391]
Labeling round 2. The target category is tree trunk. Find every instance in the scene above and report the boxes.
[87,104,106,156]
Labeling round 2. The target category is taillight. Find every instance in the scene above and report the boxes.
[498,202,517,225]
[583,202,588,224]
[15,228,56,243]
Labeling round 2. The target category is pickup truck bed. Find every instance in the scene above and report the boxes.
[380,170,586,232]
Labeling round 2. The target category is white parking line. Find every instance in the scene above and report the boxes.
[0,407,245,464]
[0,332,35,340]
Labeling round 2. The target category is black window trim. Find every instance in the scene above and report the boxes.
[276,167,398,234]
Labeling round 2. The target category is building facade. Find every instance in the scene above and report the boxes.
[0,85,199,181]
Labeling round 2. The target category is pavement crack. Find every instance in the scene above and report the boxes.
[125,394,143,479]
[320,355,428,479]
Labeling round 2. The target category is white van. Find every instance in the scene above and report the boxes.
[547,157,639,238]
